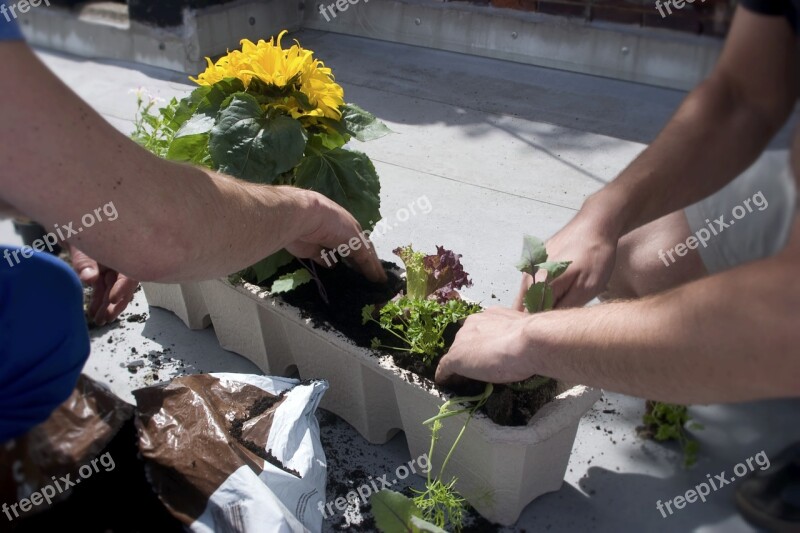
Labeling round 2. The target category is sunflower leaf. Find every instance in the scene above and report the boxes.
[342,103,392,142]
[294,148,381,231]
[209,93,307,184]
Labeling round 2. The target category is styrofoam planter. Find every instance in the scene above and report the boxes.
[142,279,601,525]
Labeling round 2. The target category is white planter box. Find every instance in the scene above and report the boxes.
[142,279,601,525]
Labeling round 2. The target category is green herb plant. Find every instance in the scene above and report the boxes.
[642,401,703,467]
[365,245,489,532]
[362,246,481,366]
[371,384,494,533]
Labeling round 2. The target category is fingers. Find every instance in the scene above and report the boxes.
[552,271,597,309]
[434,353,456,385]
[88,268,107,322]
[346,240,387,284]
[68,246,100,284]
[288,224,387,283]
[106,275,139,321]
[92,269,117,326]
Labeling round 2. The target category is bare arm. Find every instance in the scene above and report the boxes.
[518,6,800,308]
[440,217,800,404]
[0,43,386,283]
[597,7,798,236]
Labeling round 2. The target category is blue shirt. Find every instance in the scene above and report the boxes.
[0,10,24,41]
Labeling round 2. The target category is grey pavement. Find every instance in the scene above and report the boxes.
[4,29,800,532]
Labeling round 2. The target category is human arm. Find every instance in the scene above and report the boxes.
[443,219,800,404]
[515,6,800,309]
[0,42,386,284]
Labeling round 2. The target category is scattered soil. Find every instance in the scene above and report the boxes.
[229,393,300,478]
[268,260,558,426]
[125,313,148,324]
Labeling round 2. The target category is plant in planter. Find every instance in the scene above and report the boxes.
[360,245,487,530]
[362,246,482,370]
[367,237,570,531]
[132,31,390,287]
[484,235,570,425]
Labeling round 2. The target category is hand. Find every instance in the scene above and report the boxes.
[69,245,140,326]
[513,211,618,310]
[435,307,536,386]
[285,191,387,284]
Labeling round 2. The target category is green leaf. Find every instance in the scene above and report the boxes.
[342,103,392,142]
[269,268,313,294]
[250,250,294,284]
[535,260,572,281]
[294,148,381,230]
[362,304,376,325]
[516,235,548,275]
[371,490,423,533]
[209,93,307,184]
[167,79,246,133]
[523,282,554,313]
[409,516,448,533]
[166,132,210,165]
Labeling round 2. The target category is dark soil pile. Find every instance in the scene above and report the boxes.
[277,260,405,346]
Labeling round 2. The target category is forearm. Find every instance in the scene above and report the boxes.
[526,247,800,403]
[585,75,789,238]
[64,161,322,282]
[0,43,322,282]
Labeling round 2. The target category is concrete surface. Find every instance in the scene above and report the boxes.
[4,29,800,531]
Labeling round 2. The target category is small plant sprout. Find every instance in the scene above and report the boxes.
[509,235,570,393]
[371,385,494,533]
[641,401,703,467]
[365,245,490,532]
[516,235,571,314]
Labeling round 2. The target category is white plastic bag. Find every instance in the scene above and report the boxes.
[135,373,328,533]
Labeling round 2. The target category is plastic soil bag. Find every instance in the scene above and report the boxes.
[134,373,328,533]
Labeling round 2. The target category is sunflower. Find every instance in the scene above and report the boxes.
[191,31,345,128]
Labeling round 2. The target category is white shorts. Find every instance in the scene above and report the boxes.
[684,150,797,274]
